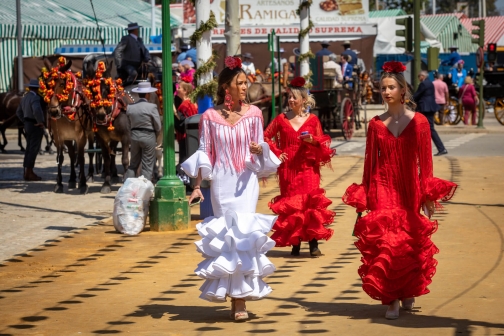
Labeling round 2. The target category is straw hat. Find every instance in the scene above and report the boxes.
[132,82,157,93]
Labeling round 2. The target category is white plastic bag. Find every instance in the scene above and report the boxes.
[113,176,155,235]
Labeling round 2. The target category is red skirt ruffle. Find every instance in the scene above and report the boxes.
[354,209,439,304]
[269,188,335,247]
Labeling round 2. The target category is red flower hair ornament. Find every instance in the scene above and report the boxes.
[180,74,193,83]
[382,61,407,73]
[290,77,306,88]
[224,56,242,70]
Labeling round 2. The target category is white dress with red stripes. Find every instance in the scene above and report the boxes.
[181,105,281,302]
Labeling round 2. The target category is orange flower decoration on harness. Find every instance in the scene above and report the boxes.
[85,61,124,132]
[38,57,75,104]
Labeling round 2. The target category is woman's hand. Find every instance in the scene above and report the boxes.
[279,153,288,162]
[423,199,435,218]
[301,135,314,144]
[249,142,263,155]
[189,188,204,204]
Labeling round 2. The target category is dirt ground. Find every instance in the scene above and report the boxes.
[0,156,503,336]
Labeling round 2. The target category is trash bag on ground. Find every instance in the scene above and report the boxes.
[113,176,155,235]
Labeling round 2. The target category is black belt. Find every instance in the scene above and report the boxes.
[24,118,37,123]
[131,128,155,132]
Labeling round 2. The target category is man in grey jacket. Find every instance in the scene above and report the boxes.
[114,22,151,85]
[16,79,45,181]
[125,82,161,181]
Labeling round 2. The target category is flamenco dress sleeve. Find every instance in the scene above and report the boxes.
[263,117,283,157]
[245,113,281,178]
[342,120,375,213]
[180,114,213,180]
[418,122,457,208]
[309,116,336,168]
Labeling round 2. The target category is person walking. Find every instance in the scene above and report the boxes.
[315,41,332,57]
[114,22,151,85]
[15,79,45,181]
[124,82,161,181]
[343,61,457,320]
[414,71,448,156]
[433,74,449,118]
[459,76,479,126]
[180,56,281,321]
[264,77,336,257]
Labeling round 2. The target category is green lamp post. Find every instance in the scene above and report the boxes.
[149,0,189,231]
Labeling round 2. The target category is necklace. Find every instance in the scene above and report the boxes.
[286,110,309,118]
[388,111,405,124]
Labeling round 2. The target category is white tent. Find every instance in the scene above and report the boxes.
[369,16,443,56]
[498,34,504,47]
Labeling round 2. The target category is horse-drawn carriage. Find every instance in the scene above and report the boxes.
[306,56,362,140]
[434,67,504,126]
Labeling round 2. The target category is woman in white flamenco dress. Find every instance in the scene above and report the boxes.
[181,58,281,321]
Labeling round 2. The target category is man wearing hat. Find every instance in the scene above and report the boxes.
[241,52,256,75]
[15,79,45,181]
[441,46,462,67]
[114,22,151,86]
[341,40,358,67]
[315,41,332,57]
[124,82,161,181]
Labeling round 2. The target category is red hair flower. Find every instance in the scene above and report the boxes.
[224,56,242,70]
[180,74,193,83]
[290,77,306,88]
[382,61,407,73]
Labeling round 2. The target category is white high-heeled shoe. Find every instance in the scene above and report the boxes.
[385,300,400,320]
[401,298,415,310]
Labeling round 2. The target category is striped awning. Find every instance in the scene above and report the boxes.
[460,16,504,50]
[0,0,181,92]
[420,15,477,53]
[369,9,407,18]
[54,44,174,56]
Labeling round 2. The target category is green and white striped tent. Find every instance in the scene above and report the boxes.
[420,15,477,54]
[0,0,181,92]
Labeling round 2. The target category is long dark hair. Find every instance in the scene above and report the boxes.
[215,67,247,105]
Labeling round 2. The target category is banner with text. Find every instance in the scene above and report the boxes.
[184,0,369,25]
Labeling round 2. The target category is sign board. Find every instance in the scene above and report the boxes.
[184,0,368,25]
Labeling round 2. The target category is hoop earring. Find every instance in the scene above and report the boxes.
[400,93,405,105]
[225,89,233,110]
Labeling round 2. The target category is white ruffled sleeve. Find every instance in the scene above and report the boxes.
[180,117,213,180]
[245,116,281,178]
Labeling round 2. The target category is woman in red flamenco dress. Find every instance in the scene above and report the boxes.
[264,77,336,257]
[343,62,457,319]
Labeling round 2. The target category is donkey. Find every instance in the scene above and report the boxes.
[43,58,93,194]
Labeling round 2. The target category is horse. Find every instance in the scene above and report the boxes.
[43,58,93,194]
[83,55,162,193]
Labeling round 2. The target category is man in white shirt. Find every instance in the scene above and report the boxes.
[241,53,256,75]
[323,54,343,88]
[268,48,288,71]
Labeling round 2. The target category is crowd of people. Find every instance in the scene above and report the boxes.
[13,22,459,323]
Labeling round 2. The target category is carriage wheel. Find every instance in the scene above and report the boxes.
[434,111,442,125]
[340,97,354,140]
[494,97,504,125]
[447,97,463,125]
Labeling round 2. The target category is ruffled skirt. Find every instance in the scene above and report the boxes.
[354,209,439,304]
[194,210,277,302]
[269,188,335,247]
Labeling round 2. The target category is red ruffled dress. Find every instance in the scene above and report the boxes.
[264,113,336,247]
[343,113,457,305]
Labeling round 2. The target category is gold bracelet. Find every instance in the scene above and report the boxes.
[193,186,201,190]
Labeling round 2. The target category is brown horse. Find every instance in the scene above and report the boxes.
[43,58,93,194]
